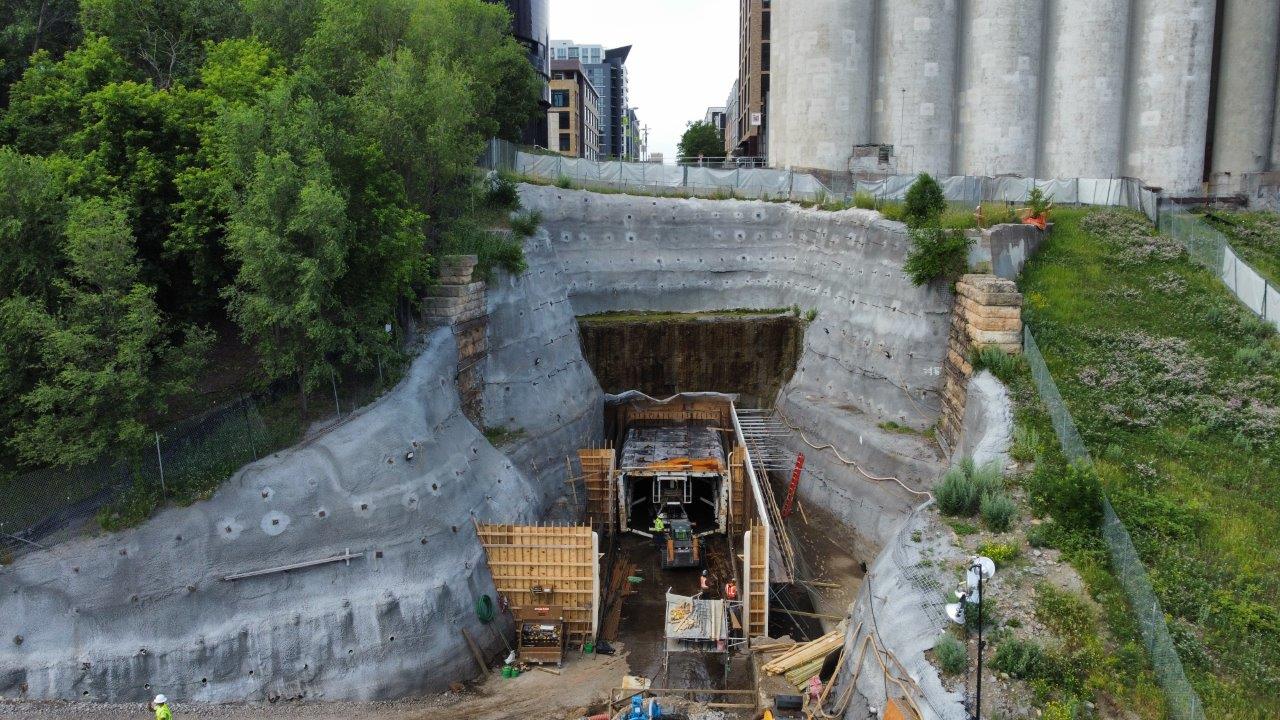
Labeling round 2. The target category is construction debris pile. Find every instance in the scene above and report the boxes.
[757,625,845,691]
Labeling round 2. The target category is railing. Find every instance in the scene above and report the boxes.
[1022,328,1205,720]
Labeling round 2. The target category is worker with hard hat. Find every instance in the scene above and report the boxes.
[650,512,667,549]
[149,694,172,720]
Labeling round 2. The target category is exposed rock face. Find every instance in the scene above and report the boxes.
[578,313,803,406]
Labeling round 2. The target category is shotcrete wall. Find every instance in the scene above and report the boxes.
[954,0,1044,177]
[1039,0,1130,180]
[1210,0,1280,184]
[519,184,949,541]
[874,0,960,177]
[0,268,602,702]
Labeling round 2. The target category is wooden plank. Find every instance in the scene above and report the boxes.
[461,628,489,676]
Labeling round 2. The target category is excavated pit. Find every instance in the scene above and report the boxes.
[0,185,993,719]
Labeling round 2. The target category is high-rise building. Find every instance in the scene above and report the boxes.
[625,107,642,162]
[725,81,740,158]
[549,60,601,160]
[497,0,550,146]
[553,40,633,159]
[730,0,769,159]
[704,107,727,136]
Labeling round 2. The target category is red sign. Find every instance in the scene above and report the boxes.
[781,453,805,519]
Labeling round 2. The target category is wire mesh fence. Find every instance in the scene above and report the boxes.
[1023,327,1205,720]
[0,375,391,560]
[1158,205,1280,330]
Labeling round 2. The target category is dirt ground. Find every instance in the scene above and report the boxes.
[0,651,629,720]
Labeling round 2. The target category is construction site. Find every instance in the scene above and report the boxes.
[1,183,1001,719]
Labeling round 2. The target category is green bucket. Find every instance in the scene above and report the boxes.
[501,665,513,678]
[584,640,595,654]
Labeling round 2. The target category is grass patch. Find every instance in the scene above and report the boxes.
[577,308,791,325]
[1203,210,1280,286]
[483,426,526,447]
[1019,207,1280,716]
[877,420,919,435]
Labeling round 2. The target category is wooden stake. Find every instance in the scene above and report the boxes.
[460,628,490,676]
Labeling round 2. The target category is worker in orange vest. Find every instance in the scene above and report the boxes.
[724,579,739,601]
[698,569,711,597]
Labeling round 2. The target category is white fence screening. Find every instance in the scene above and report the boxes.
[1159,207,1280,330]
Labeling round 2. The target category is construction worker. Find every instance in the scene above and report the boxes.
[724,579,739,601]
[650,513,667,551]
[698,569,711,598]
[149,694,172,720]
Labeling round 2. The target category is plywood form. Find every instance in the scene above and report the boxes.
[476,523,600,645]
[577,449,616,533]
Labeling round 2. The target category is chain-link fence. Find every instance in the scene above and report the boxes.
[1023,327,1205,720]
[0,374,391,560]
[1159,205,1280,331]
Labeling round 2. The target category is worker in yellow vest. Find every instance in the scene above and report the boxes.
[650,513,667,550]
[149,694,172,720]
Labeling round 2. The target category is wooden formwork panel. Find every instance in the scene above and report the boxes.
[476,523,600,645]
[617,396,733,430]
[729,445,748,536]
[578,449,616,533]
[744,523,769,640]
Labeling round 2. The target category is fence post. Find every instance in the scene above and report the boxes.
[330,368,341,418]
[155,432,166,498]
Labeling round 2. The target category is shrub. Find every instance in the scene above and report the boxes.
[934,634,967,674]
[1026,186,1050,217]
[509,209,542,239]
[992,637,1047,679]
[977,540,1021,566]
[969,344,1024,384]
[936,467,978,516]
[1031,459,1104,532]
[1011,425,1040,463]
[904,227,974,285]
[970,460,1005,498]
[484,172,521,209]
[1041,700,1079,720]
[853,191,876,210]
[981,493,1018,532]
[554,175,573,189]
[440,220,528,279]
[903,173,947,228]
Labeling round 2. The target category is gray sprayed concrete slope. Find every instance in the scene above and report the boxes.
[519,184,950,546]
[0,316,601,699]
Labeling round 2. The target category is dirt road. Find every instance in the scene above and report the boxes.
[0,651,628,720]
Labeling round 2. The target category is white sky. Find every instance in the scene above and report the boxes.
[548,0,738,160]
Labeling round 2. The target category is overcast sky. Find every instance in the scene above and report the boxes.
[548,0,738,160]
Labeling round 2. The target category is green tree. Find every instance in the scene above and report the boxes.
[79,0,248,88]
[0,0,81,108]
[677,120,724,163]
[0,149,71,303]
[9,197,210,465]
[3,34,133,154]
[903,172,947,229]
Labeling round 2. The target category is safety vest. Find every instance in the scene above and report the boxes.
[651,518,665,532]
[155,704,172,720]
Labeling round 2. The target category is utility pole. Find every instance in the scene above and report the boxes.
[642,124,650,161]
[972,557,986,720]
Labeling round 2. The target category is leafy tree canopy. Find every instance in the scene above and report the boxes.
[677,120,724,163]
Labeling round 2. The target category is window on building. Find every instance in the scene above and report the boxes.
[560,133,572,152]
[762,42,770,71]
[558,111,570,130]
[568,47,579,58]
[551,90,569,107]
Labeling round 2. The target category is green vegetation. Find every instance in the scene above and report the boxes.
[877,420,919,435]
[976,539,1020,565]
[0,0,541,519]
[482,425,525,447]
[1203,210,1280,285]
[933,634,967,675]
[969,344,1025,384]
[676,119,724,163]
[980,492,1018,533]
[1017,207,1280,716]
[1010,424,1041,463]
[901,174,973,286]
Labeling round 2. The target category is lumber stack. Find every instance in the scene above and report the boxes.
[761,625,845,689]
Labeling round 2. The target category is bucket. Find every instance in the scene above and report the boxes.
[583,640,595,654]
[501,665,513,678]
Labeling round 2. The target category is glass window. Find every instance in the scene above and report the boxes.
[559,133,572,151]
[568,47,579,58]
[551,90,569,107]
[558,111,570,130]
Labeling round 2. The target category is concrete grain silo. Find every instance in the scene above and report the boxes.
[874,0,960,177]
[1123,0,1216,192]
[1038,0,1131,180]
[769,0,875,171]
[955,0,1045,177]
[1210,0,1280,186]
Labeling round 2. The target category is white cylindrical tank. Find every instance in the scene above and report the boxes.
[769,0,875,171]
[874,0,960,177]
[1273,58,1280,170]
[1039,0,1131,180]
[1123,0,1216,192]
[1210,0,1280,185]
[955,0,1045,177]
